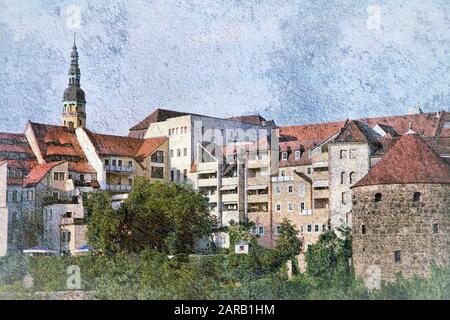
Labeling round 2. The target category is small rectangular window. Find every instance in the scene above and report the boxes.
[258,226,264,235]
[394,250,401,263]
[281,152,288,160]
[288,203,293,211]
[183,148,187,157]
[276,185,281,194]
[307,225,312,232]
[361,224,366,234]
[288,185,293,193]
[315,225,319,232]
[433,223,439,234]
[349,149,357,159]
[340,149,348,159]
[294,150,301,160]
[276,204,281,211]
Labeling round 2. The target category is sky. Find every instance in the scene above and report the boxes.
[0,0,449,135]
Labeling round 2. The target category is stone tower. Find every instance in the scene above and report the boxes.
[62,35,86,129]
[351,132,450,283]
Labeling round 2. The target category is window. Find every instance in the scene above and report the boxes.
[258,226,265,235]
[276,225,282,235]
[112,160,117,166]
[340,172,346,184]
[433,223,439,234]
[288,203,293,211]
[275,185,281,194]
[118,160,123,167]
[151,151,164,163]
[288,185,293,193]
[300,202,305,211]
[176,170,181,181]
[170,149,174,158]
[183,169,188,182]
[53,172,65,181]
[52,192,59,200]
[413,192,421,202]
[177,149,181,157]
[341,192,346,205]
[183,148,187,157]
[307,225,312,232]
[394,250,401,263]
[340,149,348,159]
[361,224,366,234]
[307,167,312,175]
[276,204,281,211]
[315,225,319,232]
[170,170,174,182]
[281,152,288,160]
[80,174,85,182]
[151,167,164,179]
[294,150,301,160]
[280,170,285,177]
[349,172,356,184]
[128,161,133,167]
[321,144,328,153]
[375,193,382,203]
[349,149,357,159]
[299,184,305,197]
[322,224,327,232]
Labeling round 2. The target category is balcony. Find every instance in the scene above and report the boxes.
[222,177,238,186]
[299,209,313,216]
[222,193,239,203]
[247,158,269,169]
[106,184,132,192]
[198,177,218,187]
[105,165,133,173]
[313,187,329,199]
[271,176,294,183]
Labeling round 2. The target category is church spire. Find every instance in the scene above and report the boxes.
[62,34,86,129]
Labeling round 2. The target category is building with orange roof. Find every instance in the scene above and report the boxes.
[351,132,450,283]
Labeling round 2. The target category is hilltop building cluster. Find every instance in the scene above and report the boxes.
[1,41,449,282]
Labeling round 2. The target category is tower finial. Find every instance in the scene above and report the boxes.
[73,32,77,49]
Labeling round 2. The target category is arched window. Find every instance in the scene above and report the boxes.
[375,193,382,203]
[413,192,421,202]
[349,172,356,184]
[341,172,346,184]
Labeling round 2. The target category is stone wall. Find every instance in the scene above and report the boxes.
[352,183,450,282]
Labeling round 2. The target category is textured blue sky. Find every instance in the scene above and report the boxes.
[0,0,449,135]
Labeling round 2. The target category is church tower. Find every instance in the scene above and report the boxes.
[62,35,86,129]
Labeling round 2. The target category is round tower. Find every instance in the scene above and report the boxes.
[352,133,450,283]
[62,34,86,129]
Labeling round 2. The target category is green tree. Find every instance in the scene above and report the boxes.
[275,219,302,261]
[86,192,123,254]
[305,226,352,279]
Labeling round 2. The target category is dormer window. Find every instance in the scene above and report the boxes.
[294,150,301,160]
[281,152,288,160]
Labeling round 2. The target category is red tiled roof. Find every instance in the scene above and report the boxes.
[29,122,87,160]
[68,161,96,174]
[358,112,443,137]
[135,137,167,160]
[85,130,144,158]
[129,108,190,131]
[23,161,65,187]
[353,133,450,187]
[0,132,35,155]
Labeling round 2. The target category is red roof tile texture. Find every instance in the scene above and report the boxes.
[353,133,450,187]
[23,161,65,187]
[86,129,166,160]
[135,136,167,160]
[29,122,87,160]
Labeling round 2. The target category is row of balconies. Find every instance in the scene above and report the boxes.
[106,184,132,192]
[105,165,133,173]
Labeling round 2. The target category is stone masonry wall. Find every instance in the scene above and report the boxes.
[352,183,450,282]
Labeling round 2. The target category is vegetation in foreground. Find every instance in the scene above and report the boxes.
[0,178,448,299]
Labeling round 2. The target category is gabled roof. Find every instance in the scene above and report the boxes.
[129,108,190,131]
[135,136,167,160]
[334,120,381,143]
[23,161,65,187]
[28,122,86,160]
[0,132,35,156]
[86,129,167,160]
[85,130,144,157]
[353,133,450,187]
